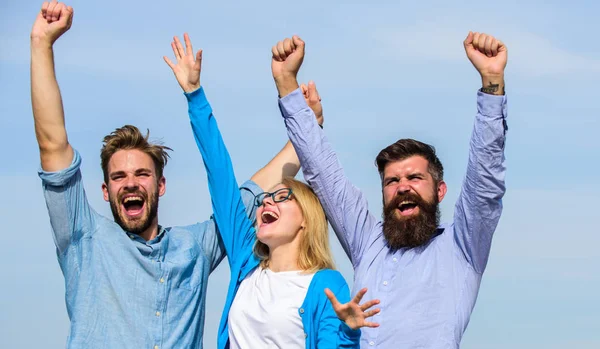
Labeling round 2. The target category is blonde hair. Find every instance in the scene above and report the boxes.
[253,177,335,273]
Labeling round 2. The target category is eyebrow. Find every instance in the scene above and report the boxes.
[109,168,153,178]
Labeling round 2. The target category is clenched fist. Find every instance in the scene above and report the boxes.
[271,36,305,98]
[464,32,507,95]
[31,1,73,46]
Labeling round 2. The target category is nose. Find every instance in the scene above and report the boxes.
[396,181,411,194]
[124,175,139,190]
[262,194,275,206]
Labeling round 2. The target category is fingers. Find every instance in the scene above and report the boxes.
[171,42,181,61]
[46,1,59,22]
[41,1,50,19]
[292,35,305,56]
[300,83,308,97]
[307,81,320,102]
[272,45,282,62]
[273,37,300,61]
[363,308,381,318]
[174,36,185,60]
[324,288,341,309]
[359,298,380,312]
[163,56,176,70]
[351,288,368,305]
[184,33,193,57]
[58,4,73,28]
[194,49,203,71]
[362,320,380,328]
[463,31,474,48]
[469,32,502,57]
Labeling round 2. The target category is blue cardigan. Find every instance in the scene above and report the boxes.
[185,87,360,349]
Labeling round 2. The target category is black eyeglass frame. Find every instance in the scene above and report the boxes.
[254,188,293,207]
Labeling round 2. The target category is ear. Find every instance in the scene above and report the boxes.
[158,176,166,197]
[437,180,447,203]
[102,182,109,202]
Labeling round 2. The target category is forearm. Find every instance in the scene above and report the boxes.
[31,41,73,171]
[279,89,376,265]
[250,140,300,191]
[187,88,255,259]
[454,89,507,272]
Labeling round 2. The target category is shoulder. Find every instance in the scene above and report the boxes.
[310,269,350,297]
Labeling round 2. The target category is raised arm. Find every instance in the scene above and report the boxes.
[32,2,96,255]
[31,0,74,171]
[164,34,258,268]
[454,32,508,273]
[271,36,378,267]
[251,83,324,191]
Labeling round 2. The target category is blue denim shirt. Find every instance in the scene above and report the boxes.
[280,89,508,348]
[39,150,260,348]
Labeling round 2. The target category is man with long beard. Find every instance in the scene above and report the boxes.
[271,31,508,348]
[30,2,320,348]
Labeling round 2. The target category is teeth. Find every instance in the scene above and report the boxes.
[124,196,143,203]
[262,211,279,220]
[400,201,415,206]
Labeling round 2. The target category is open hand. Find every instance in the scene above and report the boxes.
[164,33,202,93]
[325,287,380,330]
[301,81,323,126]
[31,1,73,45]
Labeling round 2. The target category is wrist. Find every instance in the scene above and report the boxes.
[274,75,299,98]
[184,83,201,94]
[480,74,505,95]
[30,37,53,51]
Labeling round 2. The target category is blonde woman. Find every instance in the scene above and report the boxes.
[164,34,379,348]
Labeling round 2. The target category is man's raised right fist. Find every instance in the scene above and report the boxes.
[31,1,73,45]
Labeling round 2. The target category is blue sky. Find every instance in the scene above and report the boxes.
[1,0,599,348]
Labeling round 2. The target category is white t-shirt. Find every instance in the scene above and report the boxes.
[228,266,315,349]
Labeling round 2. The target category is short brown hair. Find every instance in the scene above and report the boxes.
[100,125,172,182]
[376,139,444,182]
[254,177,335,273]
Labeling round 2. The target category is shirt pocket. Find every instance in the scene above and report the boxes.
[170,247,204,291]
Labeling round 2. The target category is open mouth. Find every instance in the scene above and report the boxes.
[261,211,279,226]
[398,200,418,216]
[122,195,145,217]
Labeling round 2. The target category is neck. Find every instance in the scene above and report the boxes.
[138,218,160,241]
[267,241,301,272]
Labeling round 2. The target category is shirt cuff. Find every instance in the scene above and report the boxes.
[278,88,309,117]
[340,321,361,340]
[240,179,262,196]
[477,90,507,118]
[38,149,82,186]
[185,86,210,110]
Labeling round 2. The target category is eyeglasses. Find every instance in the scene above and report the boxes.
[254,188,293,207]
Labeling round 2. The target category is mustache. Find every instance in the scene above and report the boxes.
[386,191,436,214]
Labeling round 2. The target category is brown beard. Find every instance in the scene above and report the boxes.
[109,188,159,236]
[382,191,440,249]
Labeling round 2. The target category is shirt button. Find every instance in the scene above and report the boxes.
[155,311,161,317]
[159,278,165,283]
[299,308,305,314]
[154,346,159,349]
[369,341,375,346]
[383,281,388,286]
[129,235,135,239]
[393,257,397,262]
[304,333,308,338]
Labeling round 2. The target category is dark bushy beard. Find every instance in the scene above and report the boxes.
[109,189,159,236]
[382,191,440,250]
